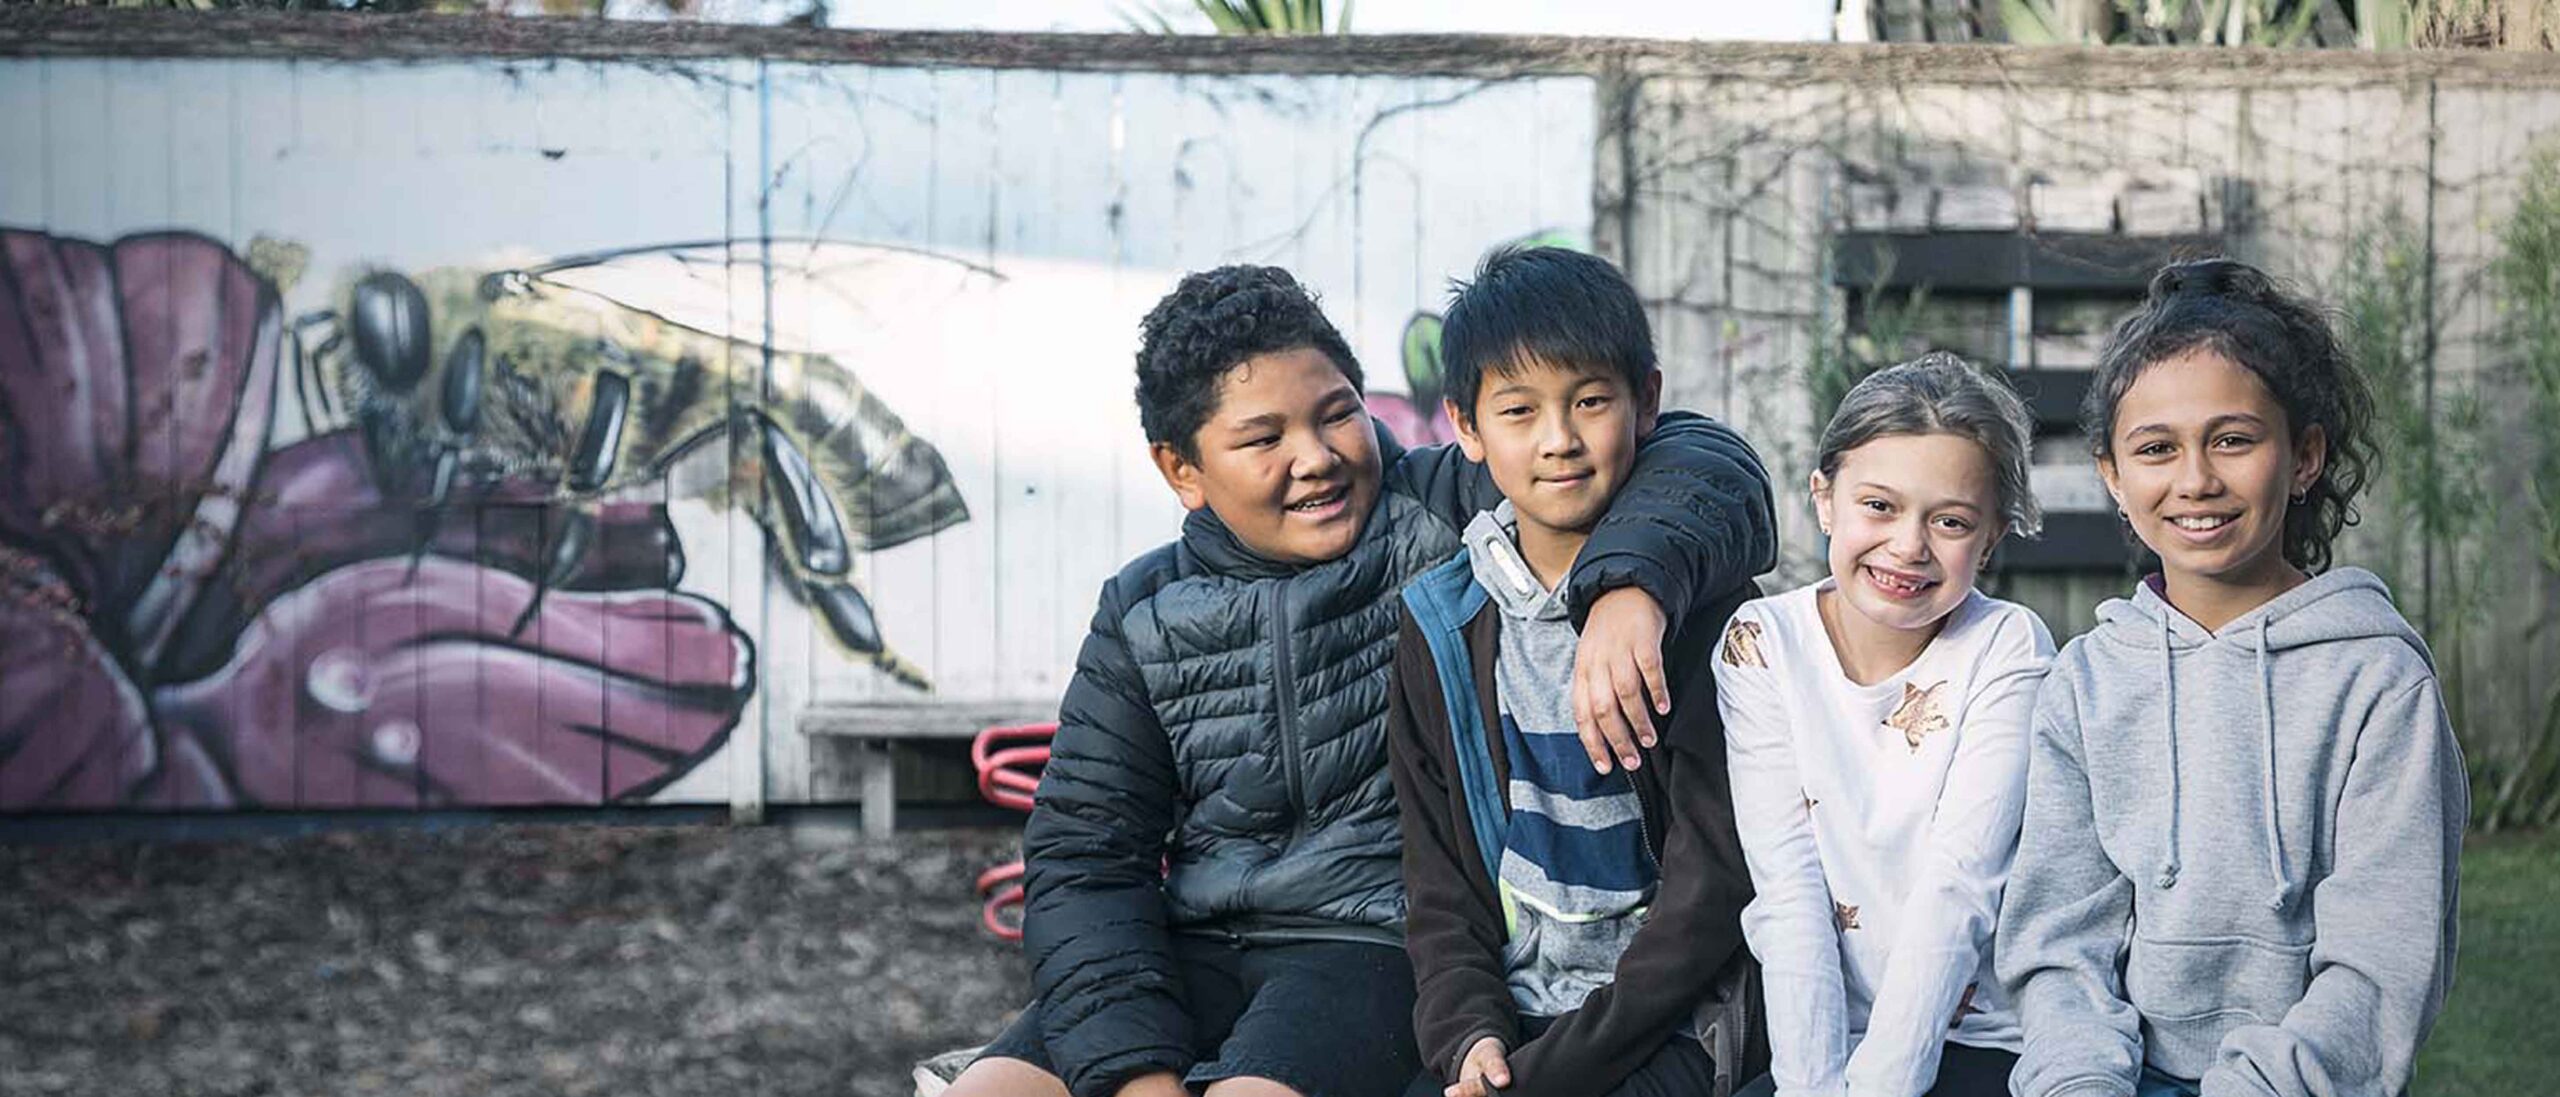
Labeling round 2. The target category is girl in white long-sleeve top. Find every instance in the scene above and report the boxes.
[1719,354,2056,1097]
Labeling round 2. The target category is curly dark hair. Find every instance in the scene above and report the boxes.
[2082,257,2376,574]
[1135,265,1362,462]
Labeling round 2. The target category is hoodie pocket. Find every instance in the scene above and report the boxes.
[2125,934,2312,1025]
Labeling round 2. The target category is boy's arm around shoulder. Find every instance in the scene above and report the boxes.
[1497,588,1762,1097]
[1564,411,1777,626]
[2199,672,2467,1097]
[1385,603,1521,1085]
[1378,411,1778,622]
[1020,573,1194,1097]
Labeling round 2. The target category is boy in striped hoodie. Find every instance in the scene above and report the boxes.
[1386,246,1764,1097]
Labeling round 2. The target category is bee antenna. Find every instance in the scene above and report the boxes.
[287,319,344,429]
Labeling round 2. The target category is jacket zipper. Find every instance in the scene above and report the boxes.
[1607,723,1749,1079]
[1271,580,1306,840]
[1626,758,1663,874]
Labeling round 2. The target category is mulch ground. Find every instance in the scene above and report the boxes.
[1,822,1031,1097]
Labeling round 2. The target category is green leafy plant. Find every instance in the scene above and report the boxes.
[2478,147,2560,831]
[1807,266,1934,436]
[1128,0,1350,34]
[2332,214,2520,829]
[2338,215,2456,610]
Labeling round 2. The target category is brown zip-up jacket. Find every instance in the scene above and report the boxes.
[1386,581,1767,1097]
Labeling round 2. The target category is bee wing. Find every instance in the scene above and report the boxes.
[520,240,1005,358]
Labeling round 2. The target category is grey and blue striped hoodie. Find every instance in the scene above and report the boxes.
[1462,503,1662,1020]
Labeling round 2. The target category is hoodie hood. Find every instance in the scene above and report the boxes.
[1463,502,1572,624]
[2085,566,2423,910]
[2093,566,2430,664]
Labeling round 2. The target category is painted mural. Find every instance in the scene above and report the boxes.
[0,57,1600,814]
[0,229,986,810]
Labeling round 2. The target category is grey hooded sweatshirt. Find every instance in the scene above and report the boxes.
[1996,568,2464,1097]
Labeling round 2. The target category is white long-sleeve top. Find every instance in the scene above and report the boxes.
[1712,580,2054,1097]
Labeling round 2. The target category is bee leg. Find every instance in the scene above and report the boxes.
[405,448,460,582]
[501,340,624,636]
[406,329,486,582]
[755,414,850,577]
[753,413,928,690]
[645,504,685,590]
[800,573,932,692]
[290,309,344,426]
[570,362,630,493]
[508,506,594,639]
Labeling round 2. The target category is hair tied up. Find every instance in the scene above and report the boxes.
[2149,256,2275,307]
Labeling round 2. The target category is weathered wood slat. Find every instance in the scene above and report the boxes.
[9,11,2560,89]
[801,702,1057,739]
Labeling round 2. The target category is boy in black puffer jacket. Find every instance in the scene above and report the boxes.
[944,264,1775,1097]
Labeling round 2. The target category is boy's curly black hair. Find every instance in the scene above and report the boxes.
[1135,265,1362,462]
[2083,257,2376,574]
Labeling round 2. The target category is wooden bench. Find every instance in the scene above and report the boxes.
[800,702,1055,837]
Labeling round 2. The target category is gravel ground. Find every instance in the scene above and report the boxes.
[1,822,1031,1097]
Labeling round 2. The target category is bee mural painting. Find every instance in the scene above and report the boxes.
[0,228,973,812]
[292,240,976,689]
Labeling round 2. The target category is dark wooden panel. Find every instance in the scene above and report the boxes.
[1995,510,2136,573]
[2011,368,2093,434]
[1833,232,2226,294]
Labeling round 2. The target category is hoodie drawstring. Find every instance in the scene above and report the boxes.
[2258,617,2292,910]
[2157,616,2181,890]
[2154,611,2292,906]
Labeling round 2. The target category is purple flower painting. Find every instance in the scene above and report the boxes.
[0,229,753,811]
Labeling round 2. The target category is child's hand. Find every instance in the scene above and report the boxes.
[1447,1035,1512,1097]
[1574,586,1672,774]
[1949,982,1981,1028]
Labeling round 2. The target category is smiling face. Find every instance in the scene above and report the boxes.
[1813,432,2004,636]
[1150,345,1383,567]
[1448,356,1659,582]
[2099,347,2325,599]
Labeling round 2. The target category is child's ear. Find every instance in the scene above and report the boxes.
[1444,398,1486,462]
[1634,372,1662,438]
[2096,453,2123,513]
[2291,424,2329,500]
[1809,469,1834,536]
[1150,441,1209,512]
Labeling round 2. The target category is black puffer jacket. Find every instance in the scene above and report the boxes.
[1020,413,1775,1097]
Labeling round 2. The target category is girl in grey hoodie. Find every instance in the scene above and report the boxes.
[1995,259,2466,1097]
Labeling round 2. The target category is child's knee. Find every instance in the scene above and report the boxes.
[942,1056,1071,1097]
[1200,1077,1307,1097]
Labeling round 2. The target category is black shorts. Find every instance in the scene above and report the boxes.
[1733,1041,2016,1097]
[976,935,1422,1097]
